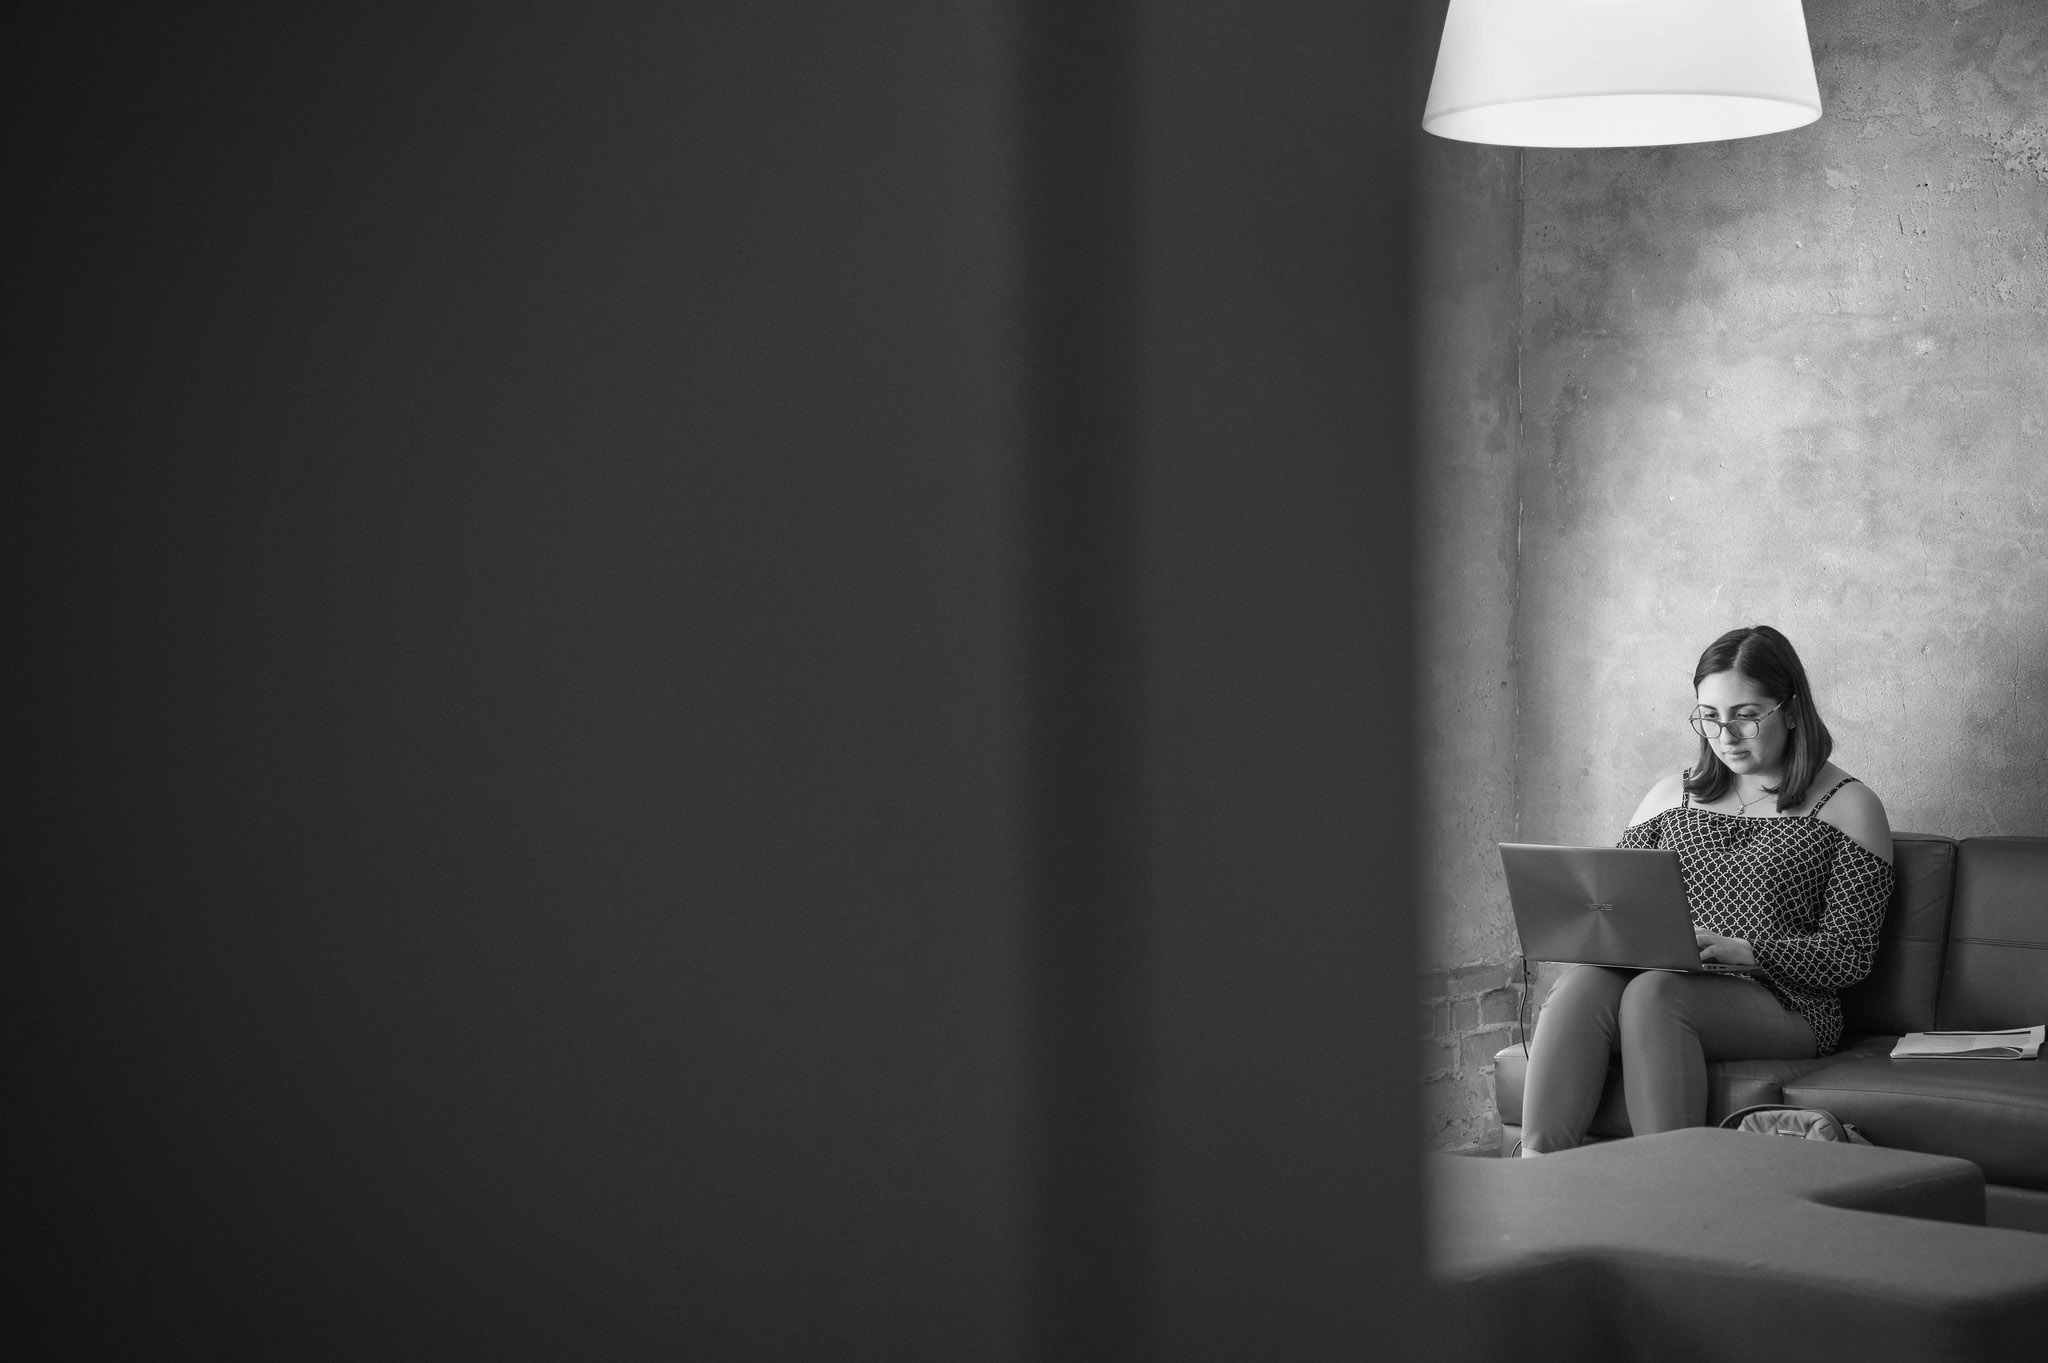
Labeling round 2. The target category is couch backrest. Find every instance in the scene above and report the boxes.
[1839,832,1955,1037]
[1935,836,2048,1031]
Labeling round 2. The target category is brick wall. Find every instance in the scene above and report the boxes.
[1420,956,1528,1153]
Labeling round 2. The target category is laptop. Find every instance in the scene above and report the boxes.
[1498,843,1755,974]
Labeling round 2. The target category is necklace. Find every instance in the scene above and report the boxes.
[1735,784,1776,817]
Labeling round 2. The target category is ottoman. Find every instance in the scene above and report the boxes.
[1430,1127,2048,1361]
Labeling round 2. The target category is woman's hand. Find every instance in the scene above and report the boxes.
[1695,930,1757,968]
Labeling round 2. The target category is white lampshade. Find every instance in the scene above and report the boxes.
[1422,0,1822,148]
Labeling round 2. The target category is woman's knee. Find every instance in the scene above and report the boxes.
[1531,965,1628,1046]
[1618,969,1695,1027]
[1546,964,1628,1008]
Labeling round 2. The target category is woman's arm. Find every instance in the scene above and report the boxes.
[1815,780,1893,865]
[1747,837,1895,990]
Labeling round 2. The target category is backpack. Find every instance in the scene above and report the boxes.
[1719,1103,1872,1145]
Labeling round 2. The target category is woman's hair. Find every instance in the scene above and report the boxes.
[1682,625,1834,812]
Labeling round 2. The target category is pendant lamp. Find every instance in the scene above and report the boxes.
[1422,0,1822,148]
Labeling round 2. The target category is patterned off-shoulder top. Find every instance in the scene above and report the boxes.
[1616,775,1895,1055]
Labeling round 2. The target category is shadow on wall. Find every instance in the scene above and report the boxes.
[1996,635,2047,833]
[1859,621,2048,842]
[1984,640,2048,835]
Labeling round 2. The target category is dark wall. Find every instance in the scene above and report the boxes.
[4,3,1423,1357]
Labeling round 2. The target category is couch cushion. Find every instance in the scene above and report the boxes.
[1784,1056,2048,1190]
[1491,1037,1892,1135]
[1937,836,2048,1031]
[1840,833,1955,1037]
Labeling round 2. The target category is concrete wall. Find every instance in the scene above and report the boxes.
[1518,0,2048,849]
[1418,0,2048,1152]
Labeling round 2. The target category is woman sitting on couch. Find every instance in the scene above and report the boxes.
[1519,625,1896,1155]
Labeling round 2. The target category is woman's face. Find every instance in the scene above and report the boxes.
[1695,670,1793,778]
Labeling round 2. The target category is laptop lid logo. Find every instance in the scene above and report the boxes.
[1586,902,1615,912]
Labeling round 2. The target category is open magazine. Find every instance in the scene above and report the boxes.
[1890,1025,2044,1060]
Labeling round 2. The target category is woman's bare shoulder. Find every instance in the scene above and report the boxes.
[1815,769,1893,864]
[1626,769,1689,829]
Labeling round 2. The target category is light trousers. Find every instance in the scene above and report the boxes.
[1520,965,1817,1154]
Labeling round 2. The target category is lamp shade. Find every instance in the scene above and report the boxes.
[1422,0,1821,148]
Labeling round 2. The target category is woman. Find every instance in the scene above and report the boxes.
[1519,625,1895,1154]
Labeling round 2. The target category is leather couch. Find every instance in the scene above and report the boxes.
[1492,834,2048,1231]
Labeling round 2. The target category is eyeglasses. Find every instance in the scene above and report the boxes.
[1689,697,1791,741]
